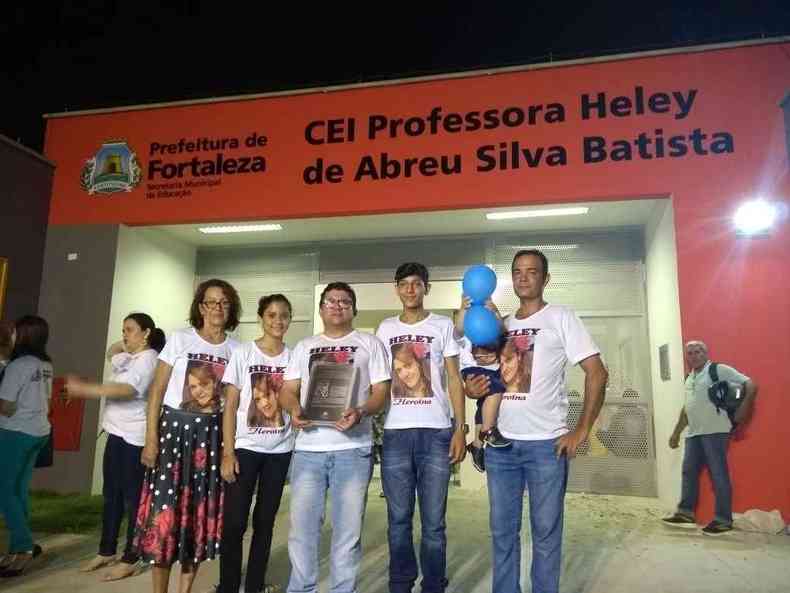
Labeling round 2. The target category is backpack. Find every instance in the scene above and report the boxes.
[706,362,745,429]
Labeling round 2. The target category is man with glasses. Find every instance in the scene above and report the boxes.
[280,282,391,593]
[374,262,466,593]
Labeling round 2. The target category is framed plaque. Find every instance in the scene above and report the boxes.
[304,363,357,426]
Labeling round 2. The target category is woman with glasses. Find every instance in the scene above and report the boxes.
[133,279,241,593]
[210,294,294,593]
[65,313,165,581]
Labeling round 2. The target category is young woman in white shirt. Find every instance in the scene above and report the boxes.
[212,294,294,593]
[134,279,242,593]
[65,312,165,581]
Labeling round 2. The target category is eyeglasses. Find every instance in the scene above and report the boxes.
[322,297,353,309]
[202,300,231,310]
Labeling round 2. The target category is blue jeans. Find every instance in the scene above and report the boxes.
[287,447,373,593]
[0,429,49,553]
[381,427,453,593]
[486,439,568,593]
[678,433,732,525]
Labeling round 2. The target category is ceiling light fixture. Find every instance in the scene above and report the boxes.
[486,207,589,220]
[517,244,579,251]
[198,224,283,234]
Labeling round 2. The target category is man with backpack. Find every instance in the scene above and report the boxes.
[662,340,758,536]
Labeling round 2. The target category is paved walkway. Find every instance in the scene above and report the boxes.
[2,485,788,592]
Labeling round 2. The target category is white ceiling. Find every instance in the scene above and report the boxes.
[152,198,666,247]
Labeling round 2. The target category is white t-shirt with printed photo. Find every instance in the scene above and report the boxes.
[376,313,460,429]
[284,330,390,452]
[498,304,599,440]
[223,341,293,454]
[158,327,240,412]
[102,349,158,446]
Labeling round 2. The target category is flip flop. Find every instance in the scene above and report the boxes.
[102,560,142,581]
[80,554,116,572]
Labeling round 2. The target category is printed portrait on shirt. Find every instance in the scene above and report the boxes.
[247,371,285,428]
[501,335,535,393]
[391,342,432,398]
[181,359,224,412]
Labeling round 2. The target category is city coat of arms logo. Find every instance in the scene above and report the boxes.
[80,140,142,195]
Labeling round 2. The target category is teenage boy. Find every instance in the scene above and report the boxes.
[375,263,467,593]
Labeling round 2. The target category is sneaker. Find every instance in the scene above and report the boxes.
[661,513,697,528]
[467,443,485,472]
[481,427,512,448]
[701,520,733,536]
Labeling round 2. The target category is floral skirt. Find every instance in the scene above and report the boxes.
[133,406,223,567]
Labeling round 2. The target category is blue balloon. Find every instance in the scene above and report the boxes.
[464,304,500,346]
[463,265,497,304]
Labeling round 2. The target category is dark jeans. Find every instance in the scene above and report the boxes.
[486,439,568,593]
[381,427,452,593]
[678,433,732,525]
[99,433,145,562]
[219,448,292,593]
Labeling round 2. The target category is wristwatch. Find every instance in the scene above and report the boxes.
[457,423,469,434]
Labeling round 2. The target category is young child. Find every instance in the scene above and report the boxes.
[454,308,510,473]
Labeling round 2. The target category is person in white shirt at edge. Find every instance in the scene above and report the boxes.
[374,262,466,593]
[65,313,165,581]
[279,282,391,593]
[465,249,607,593]
[208,294,295,593]
[136,279,242,593]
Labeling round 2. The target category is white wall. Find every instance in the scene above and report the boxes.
[644,200,686,509]
[91,226,197,493]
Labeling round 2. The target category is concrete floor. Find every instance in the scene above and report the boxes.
[2,481,789,593]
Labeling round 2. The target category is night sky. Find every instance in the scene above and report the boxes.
[2,1,789,152]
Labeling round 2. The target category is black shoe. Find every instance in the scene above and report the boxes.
[481,427,512,448]
[701,520,733,536]
[0,545,42,578]
[467,443,485,472]
[661,513,697,528]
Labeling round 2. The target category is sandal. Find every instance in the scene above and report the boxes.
[81,554,116,572]
[103,560,142,581]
